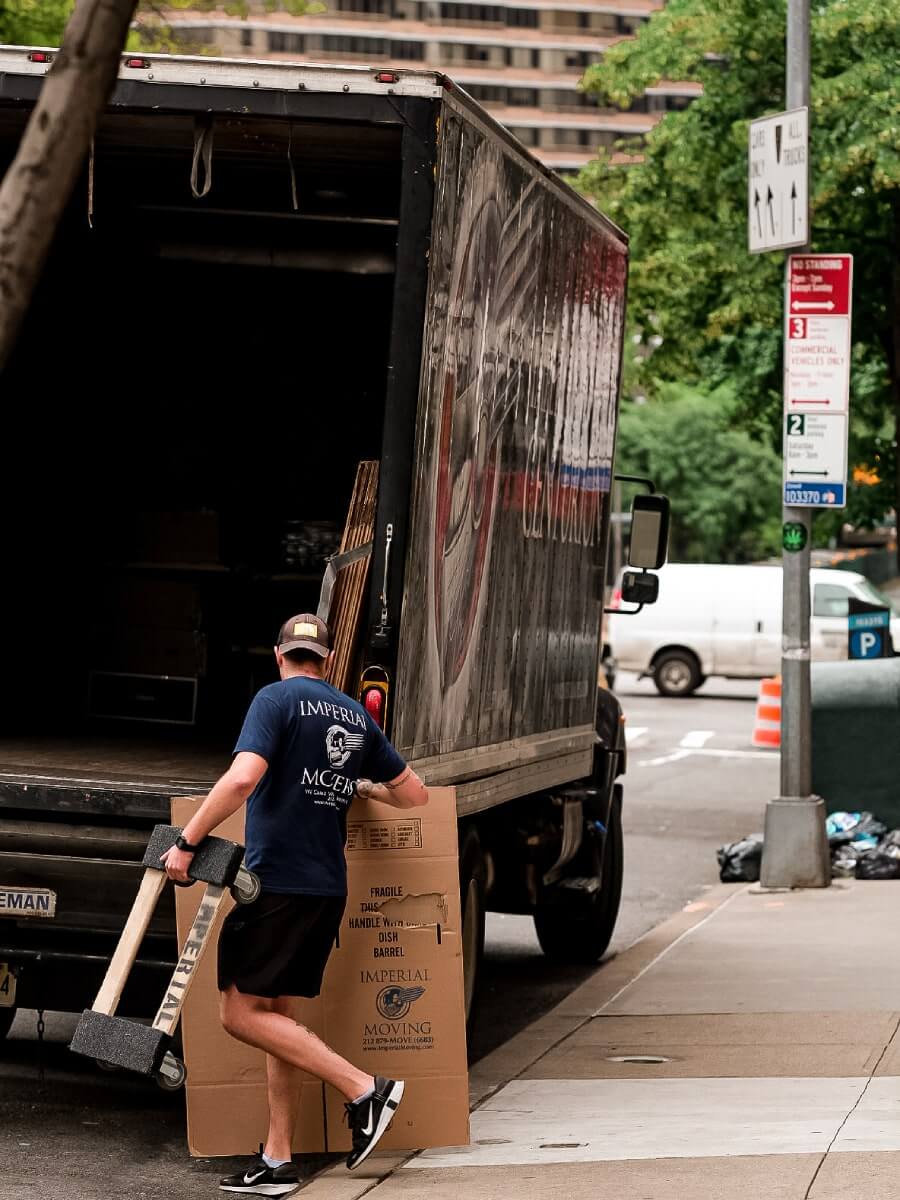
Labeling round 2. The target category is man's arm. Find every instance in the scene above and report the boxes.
[160,751,268,882]
[356,766,428,809]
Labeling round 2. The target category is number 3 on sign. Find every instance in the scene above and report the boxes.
[789,317,807,339]
[786,414,806,436]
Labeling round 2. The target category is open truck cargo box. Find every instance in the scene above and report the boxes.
[0,49,629,1026]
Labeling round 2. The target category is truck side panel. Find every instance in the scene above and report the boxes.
[394,95,628,765]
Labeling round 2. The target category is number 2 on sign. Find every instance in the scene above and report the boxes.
[789,317,807,339]
[786,414,806,436]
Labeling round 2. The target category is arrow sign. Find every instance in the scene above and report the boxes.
[748,108,808,252]
[789,469,829,477]
[792,300,835,311]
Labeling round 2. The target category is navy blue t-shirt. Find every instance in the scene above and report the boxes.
[234,676,406,895]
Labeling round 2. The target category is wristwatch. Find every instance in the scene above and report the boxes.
[174,834,202,853]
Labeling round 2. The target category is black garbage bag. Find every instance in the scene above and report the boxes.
[855,850,900,880]
[717,834,764,883]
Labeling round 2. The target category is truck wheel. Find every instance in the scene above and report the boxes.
[534,787,624,964]
[459,827,486,1042]
[0,1006,16,1041]
[653,649,701,697]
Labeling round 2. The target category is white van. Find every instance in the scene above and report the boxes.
[607,564,900,696]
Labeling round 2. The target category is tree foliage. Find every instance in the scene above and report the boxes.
[581,0,900,537]
[616,383,784,562]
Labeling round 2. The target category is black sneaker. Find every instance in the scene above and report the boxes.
[345,1076,405,1170]
[219,1148,300,1196]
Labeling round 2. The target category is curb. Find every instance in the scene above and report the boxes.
[296,883,744,1197]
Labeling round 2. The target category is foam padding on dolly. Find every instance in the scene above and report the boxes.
[142,825,245,887]
[70,1011,171,1076]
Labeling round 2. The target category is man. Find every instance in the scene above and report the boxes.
[161,613,428,1194]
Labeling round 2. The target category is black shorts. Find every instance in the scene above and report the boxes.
[217,892,346,999]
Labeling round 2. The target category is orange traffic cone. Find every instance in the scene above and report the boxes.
[752,677,782,748]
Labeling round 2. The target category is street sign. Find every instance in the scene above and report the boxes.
[783,254,853,509]
[748,107,808,253]
[848,599,892,660]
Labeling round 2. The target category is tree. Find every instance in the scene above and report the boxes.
[0,2,73,46]
[580,0,900,547]
[616,383,784,562]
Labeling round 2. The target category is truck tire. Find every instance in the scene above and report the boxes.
[653,649,702,697]
[534,787,624,964]
[0,1005,16,1041]
[459,827,486,1042]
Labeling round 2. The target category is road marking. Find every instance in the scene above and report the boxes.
[409,1076,885,1167]
[640,749,692,767]
[624,726,648,745]
[680,729,714,749]
[638,747,777,767]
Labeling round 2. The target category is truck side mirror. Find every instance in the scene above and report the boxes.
[629,493,670,571]
[621,570,659,607]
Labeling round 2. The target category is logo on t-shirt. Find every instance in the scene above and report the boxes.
[325,724,365,769]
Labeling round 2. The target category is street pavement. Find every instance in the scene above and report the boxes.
[1,671,778,1196]
[472,672,775,1060]
[307,880,900,1200]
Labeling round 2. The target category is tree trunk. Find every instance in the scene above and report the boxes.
[0,0,139,372]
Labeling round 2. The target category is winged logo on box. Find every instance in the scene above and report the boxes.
[376,985,425,1019]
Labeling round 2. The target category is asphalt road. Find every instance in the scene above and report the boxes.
[470,672,778,1060]
[1,671,776,1195]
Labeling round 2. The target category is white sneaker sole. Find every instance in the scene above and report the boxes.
[347,1079,405,1171]
[219,1183,300,1195]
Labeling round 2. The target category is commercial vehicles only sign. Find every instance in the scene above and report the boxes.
[748,107,808,253]
[783,254,853,508]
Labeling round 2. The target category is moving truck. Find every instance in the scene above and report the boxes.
[0,47,663,1046]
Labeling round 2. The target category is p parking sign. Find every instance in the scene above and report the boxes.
[848,599,892,661]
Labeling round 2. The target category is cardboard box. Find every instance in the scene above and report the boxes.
[171,787,469,1157]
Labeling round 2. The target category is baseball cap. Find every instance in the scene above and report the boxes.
[277,613,331,658]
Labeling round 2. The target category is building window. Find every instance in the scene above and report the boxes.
[241,28,253,48]
[439,4,503,22]
[506,8,538,27]
[268,31,287,51]
[508,88,537,106]
[393,39,421,58]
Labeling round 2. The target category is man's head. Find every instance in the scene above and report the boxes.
[275,613,332,678]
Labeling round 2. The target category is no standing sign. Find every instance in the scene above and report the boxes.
[783,254,853,508]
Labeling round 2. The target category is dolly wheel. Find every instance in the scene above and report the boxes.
[156,1053,187,1091]
[231,869,261,905]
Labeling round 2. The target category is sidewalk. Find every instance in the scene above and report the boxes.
[302,880,900,1199]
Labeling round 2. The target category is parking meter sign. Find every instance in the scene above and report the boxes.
[848,599,892,660]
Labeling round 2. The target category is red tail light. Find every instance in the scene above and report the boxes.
[362,687,385,726]
[374,71,399,84]
[358,665,390,730]
[609,589,623,611]
[28,52,53,64]
[124,57,151,69]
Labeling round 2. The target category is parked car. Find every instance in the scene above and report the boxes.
[608,563,900,696]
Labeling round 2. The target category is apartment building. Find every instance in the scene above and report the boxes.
[167,1,699,172]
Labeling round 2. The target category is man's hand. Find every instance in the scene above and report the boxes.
[160,845,195,884]
[356,769,428,808]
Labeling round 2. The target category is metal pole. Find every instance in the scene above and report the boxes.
[760,0,831,888]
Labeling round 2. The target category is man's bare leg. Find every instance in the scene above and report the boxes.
[264,997,303,1164]
[220,986,373,1103]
